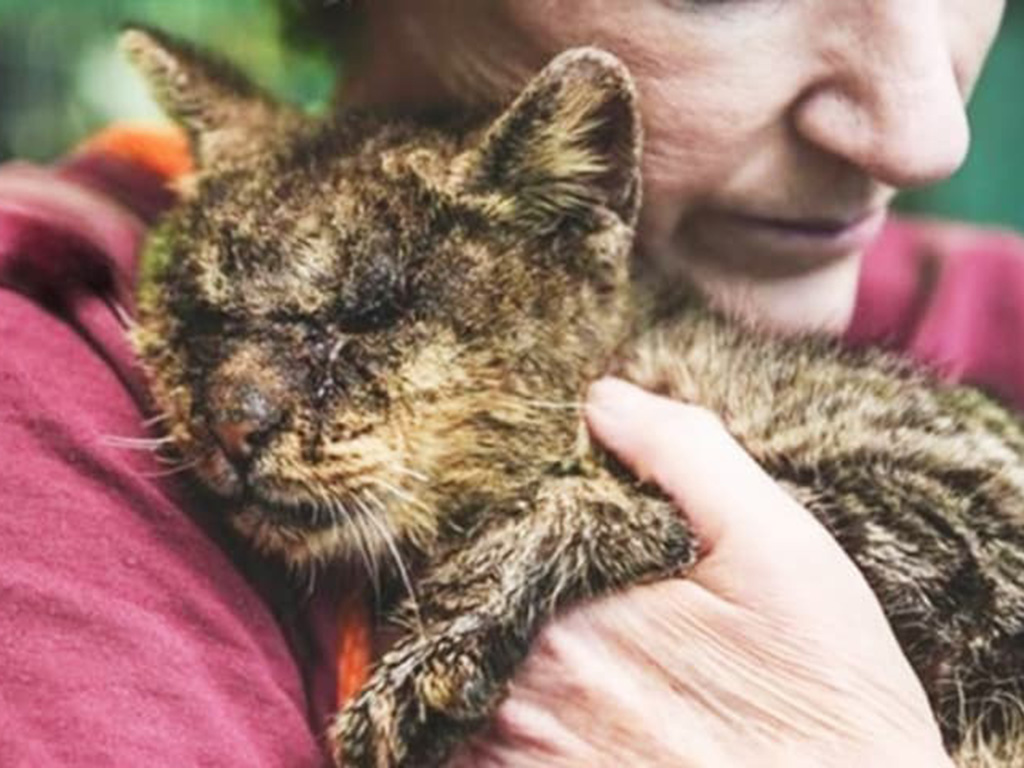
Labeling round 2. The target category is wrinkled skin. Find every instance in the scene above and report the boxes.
[350,0,1006,333]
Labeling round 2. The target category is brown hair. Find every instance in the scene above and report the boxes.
[278,0,551,111]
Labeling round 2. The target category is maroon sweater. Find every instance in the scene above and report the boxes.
[2,146,1023,767]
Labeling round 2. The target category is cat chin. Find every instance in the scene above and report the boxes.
[229,500,387,570]
[231,504,342,566]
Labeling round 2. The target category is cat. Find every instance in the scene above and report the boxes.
[122,25,1024,767]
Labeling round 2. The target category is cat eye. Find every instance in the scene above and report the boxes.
[336,256,409,333]
[339,301,403,333]
[184,304,232,334]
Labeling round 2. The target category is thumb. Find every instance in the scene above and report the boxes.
[584,377,829,562]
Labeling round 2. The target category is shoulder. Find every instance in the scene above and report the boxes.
[846,215,1024,411]
[0,129,327,765]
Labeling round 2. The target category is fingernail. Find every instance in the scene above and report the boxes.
[586,377,642,421]
[585,378,648,465]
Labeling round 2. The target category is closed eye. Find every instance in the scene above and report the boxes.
[336,256,410,333]
[338,299,403,333]
[185,304,231,334]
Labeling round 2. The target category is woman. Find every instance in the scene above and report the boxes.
[342,2,1018,765]
[0,1,1018,765]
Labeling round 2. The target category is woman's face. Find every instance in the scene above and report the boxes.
[501,0,1006,330]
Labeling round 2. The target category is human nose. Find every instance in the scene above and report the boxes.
[793,1,970,189]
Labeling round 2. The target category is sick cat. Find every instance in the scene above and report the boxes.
[122,26,1024,767]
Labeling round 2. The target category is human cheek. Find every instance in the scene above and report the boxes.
[632,59,799,255]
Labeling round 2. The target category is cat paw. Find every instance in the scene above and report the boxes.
[325,630,497,768]
[328,632,501,768]
[328,679,408,768]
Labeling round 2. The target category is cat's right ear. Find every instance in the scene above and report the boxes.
[456,47,642,235]
[120,24,282,168]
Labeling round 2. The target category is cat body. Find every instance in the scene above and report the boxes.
[123,27,1024,767]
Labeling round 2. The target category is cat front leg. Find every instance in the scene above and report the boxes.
[329,473,696,768]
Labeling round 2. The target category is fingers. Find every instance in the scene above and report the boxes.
[584,377,831,561]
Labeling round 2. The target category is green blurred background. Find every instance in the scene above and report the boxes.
[0,1,1022,233]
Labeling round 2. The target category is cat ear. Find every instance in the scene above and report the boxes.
[120,24,282,167]
[459,48,642,233]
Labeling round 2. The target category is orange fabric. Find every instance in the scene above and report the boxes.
[78,121,374,712]
[336,589,373,707]
[76,123,194,180]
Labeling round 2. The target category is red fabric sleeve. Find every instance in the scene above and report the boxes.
[847,216,1024,412]
[0,152,332,766]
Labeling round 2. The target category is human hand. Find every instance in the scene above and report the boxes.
[449,377,953,768]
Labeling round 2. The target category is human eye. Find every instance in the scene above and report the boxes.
[660,0,755,9]
[657,0,773,22]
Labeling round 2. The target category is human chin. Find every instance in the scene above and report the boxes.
[695,255,865,336]
[634,199,879,334]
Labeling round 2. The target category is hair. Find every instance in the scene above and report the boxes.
[274,0,550,109]
[274,0,363,57]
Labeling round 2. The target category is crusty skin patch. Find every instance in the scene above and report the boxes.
[126,25,1024,768]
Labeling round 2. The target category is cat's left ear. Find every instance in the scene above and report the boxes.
[120,24,285,168]
[458,48,642,233]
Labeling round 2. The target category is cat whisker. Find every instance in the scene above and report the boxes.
[367,476,431,515]
[359,489,425,637]
[487,396,579,422]
[307,491,330,529]
[100,438,186,467]
[391,464,431,484]
[141,412,171,427]
[519,398,584,411]
[137,459,200,479]
[338,497,383,611]
[99,434,177,449]
[152,452,189,467]
[304,544,321,598]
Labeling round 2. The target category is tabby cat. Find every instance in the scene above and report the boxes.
[122,26,1024,767]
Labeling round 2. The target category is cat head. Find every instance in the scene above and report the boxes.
[124,25,641,568]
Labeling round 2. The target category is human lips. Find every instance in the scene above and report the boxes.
[686,206,888,276]
[738,207,886,245]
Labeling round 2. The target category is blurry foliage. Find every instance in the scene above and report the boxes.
[0,1,1021,232]
[0,0,333,162]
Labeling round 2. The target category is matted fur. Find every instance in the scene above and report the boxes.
[125,26,1024,767]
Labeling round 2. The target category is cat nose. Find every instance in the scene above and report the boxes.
[209,390,282,467]
[211,419,264,465]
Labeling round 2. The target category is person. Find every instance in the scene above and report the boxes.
[1,1,1021,765]
[333,3,1013,765]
